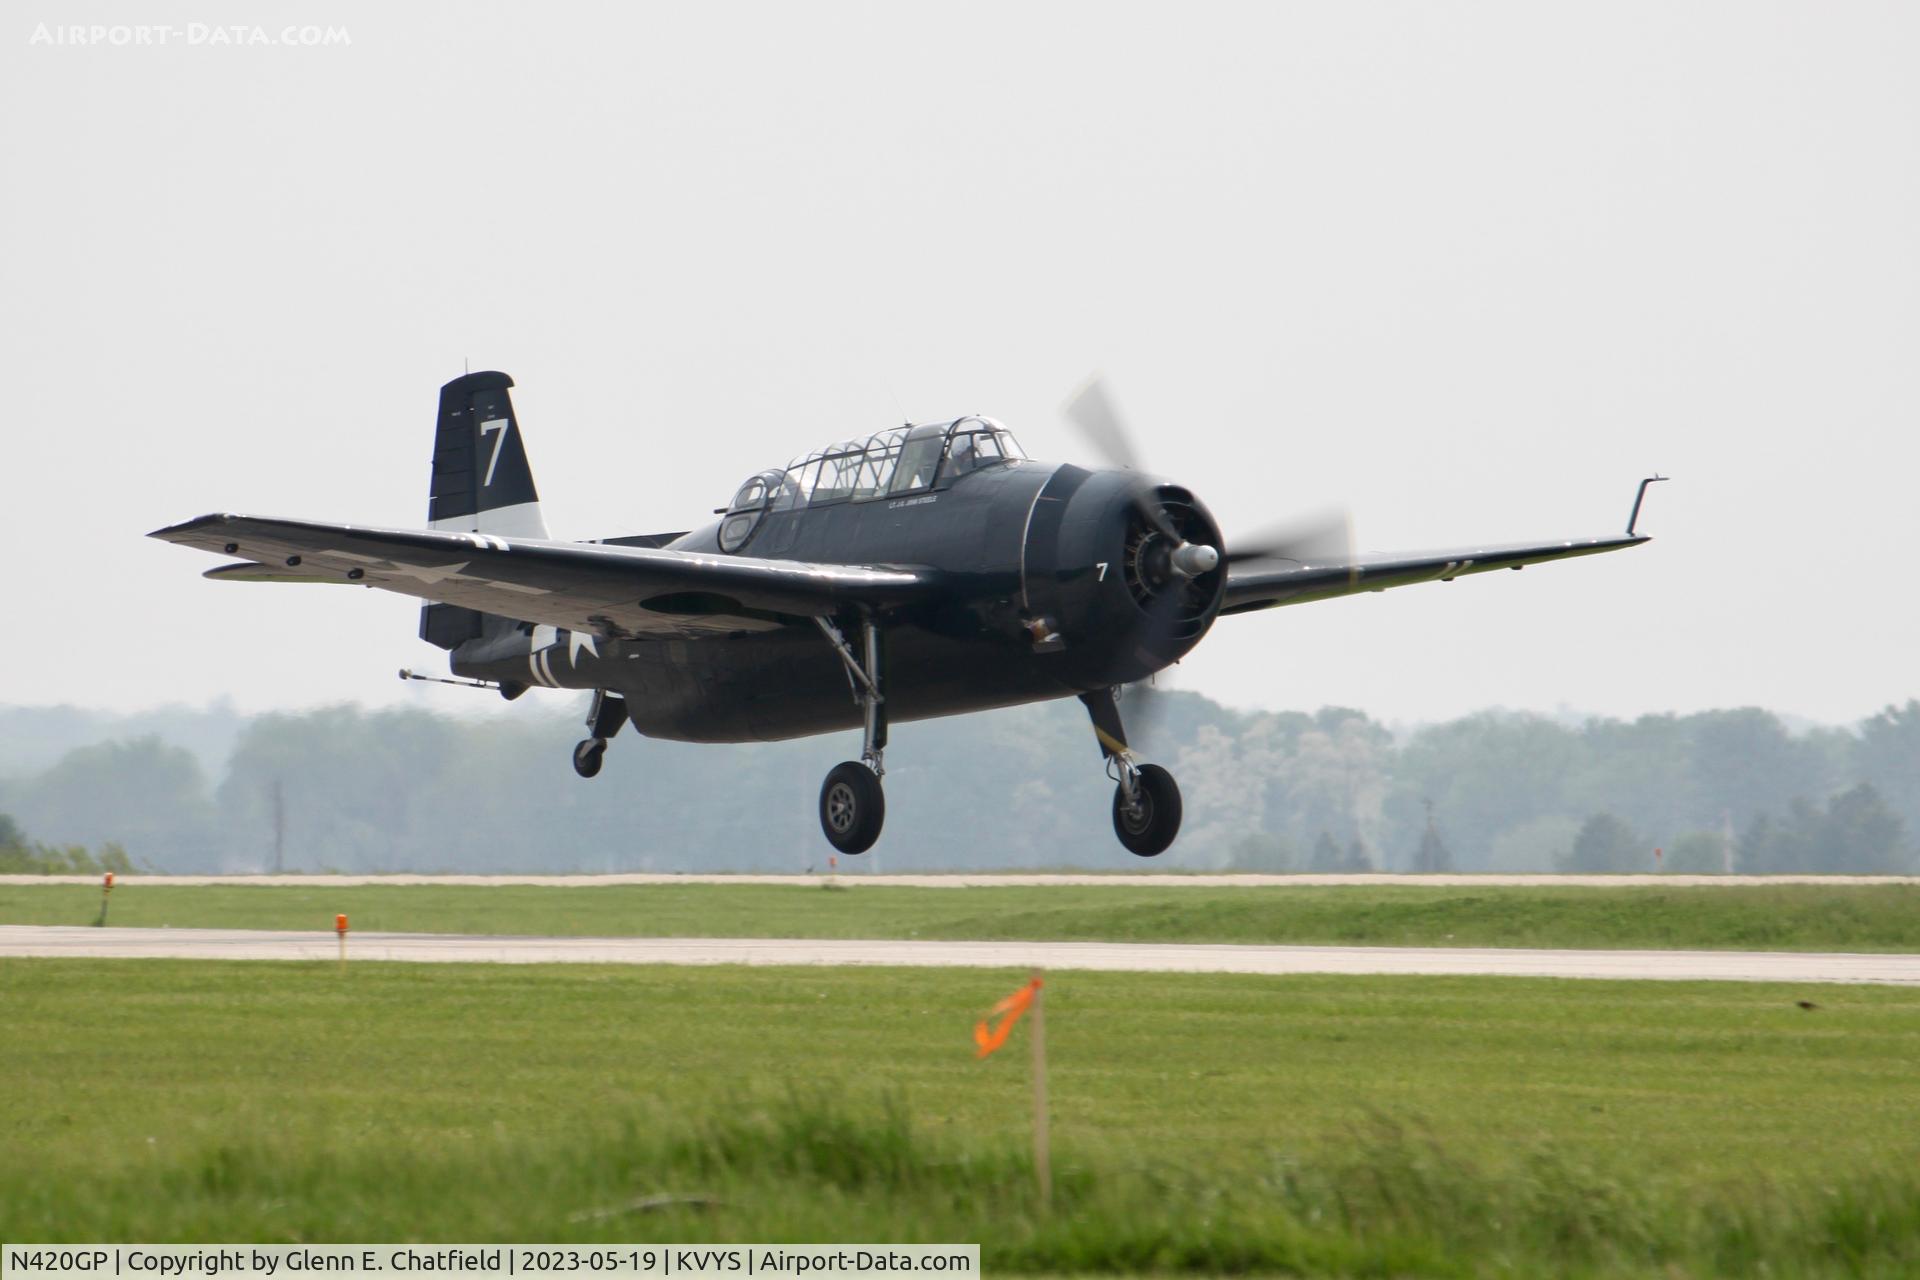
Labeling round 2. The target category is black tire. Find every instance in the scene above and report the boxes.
[819,761,885,854]
[572,738,605,779]
[1112,763,1182,856]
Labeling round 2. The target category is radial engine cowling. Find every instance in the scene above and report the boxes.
[1019,468,1227,690]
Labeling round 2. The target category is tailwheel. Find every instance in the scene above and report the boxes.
[572,689,625,779]
[1112,763,1182,856]
[572,738,606,779]
[820,761,885,854]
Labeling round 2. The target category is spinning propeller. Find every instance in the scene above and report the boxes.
[1061,375,1355,747]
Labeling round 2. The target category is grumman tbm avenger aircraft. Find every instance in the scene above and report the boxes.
[152,372,1661,857]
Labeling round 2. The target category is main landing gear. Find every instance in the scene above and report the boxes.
[1079,688,1183,856]
[815,616,887,854]
[571,689,629,779]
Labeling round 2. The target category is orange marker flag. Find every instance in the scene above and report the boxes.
[94,871,115,928]
[974,976,1042,1058]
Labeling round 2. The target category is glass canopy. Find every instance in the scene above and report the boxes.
[739,417,1026,515]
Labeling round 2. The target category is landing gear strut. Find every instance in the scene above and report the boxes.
[815,616,887,854]
[1080,688,1183,856]
[572,689,628,779]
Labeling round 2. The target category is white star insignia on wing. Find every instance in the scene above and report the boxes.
[384,560,473,585]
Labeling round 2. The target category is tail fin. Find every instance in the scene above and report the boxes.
[420,370,547,651]
[427,371,549,538]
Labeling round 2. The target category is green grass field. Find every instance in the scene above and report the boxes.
[8,880,1920,951]
[6,959,1920,1275]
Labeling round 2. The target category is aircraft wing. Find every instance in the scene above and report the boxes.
[150,513,941,638]
[1221,532,1648,615]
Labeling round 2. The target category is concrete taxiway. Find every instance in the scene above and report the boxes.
[3,926,1916,985]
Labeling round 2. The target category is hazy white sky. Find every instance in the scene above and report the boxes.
[3,2,1915,726]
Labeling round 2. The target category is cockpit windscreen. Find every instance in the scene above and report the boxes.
[748,418,1025,514]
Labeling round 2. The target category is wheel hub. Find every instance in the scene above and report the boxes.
[825,782,858,834]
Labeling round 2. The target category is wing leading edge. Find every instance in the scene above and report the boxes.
[150,513,941,638]
[1221,532,1648,615]
[1222,475,1662,615]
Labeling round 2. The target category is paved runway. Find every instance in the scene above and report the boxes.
[7,873,1917,887]
[4,926,1917,984]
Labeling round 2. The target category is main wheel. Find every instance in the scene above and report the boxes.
[1112,763,1182,856]
[819,761,885,854]
[572,738,606,779]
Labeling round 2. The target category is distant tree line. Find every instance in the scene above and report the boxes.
[0,697,1913,874]
[0,811,135,875]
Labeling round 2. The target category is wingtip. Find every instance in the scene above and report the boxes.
[1626,476,1668,537]
[148,512,235,541]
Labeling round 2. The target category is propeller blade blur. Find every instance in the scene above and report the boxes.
[1224,509,1355,566]
[1062,375,1143,472]
[1121,676,1170,753]
[1061,376,1188,544]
